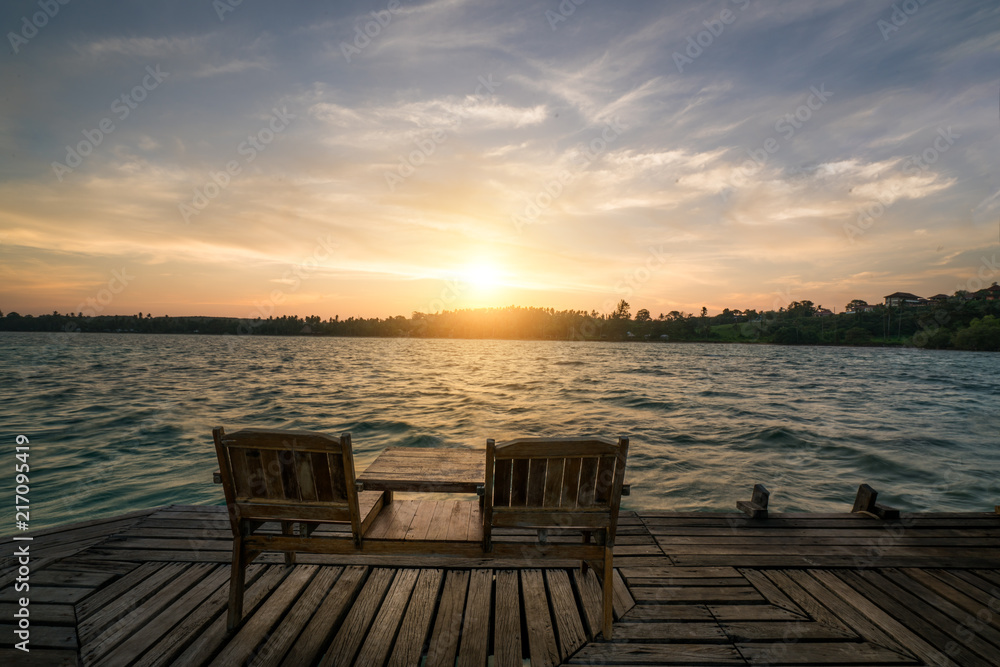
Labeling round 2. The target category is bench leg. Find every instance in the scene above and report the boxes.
[602,546,614,640]
[281,521,296,565]
[228,540,248,632]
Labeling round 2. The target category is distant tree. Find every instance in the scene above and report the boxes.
[952,315,1000,351]
[846,299,868,312]
[635,308,651,322]
[700,306,708,318]
[844,327,871,345]
[612,300,631,320]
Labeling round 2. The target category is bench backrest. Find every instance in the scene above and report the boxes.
[483,436,629,542]
[213,427,365,539]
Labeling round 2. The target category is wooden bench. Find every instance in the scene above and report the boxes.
[213,428,630,638]
[212,427,387,630]
[483,436,629,639]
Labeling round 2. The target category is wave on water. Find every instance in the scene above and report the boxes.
[1,333,998,532]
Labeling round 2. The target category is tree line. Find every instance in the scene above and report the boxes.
[1,295,998,351]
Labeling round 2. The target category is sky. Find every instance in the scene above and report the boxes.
[1,0,998,320]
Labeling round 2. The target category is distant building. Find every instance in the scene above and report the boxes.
[815,308,834,317]
[929,293,950,303]
[975,282,1000,301]
[883,292,921,307]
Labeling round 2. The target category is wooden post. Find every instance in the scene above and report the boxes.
[851,483,900,520]
[736,483,769,519]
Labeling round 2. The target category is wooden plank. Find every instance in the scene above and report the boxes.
[569,642,744,664]
[493,569,522,667]
[82,563,219,664]
[901,568,1000,632]
[854,569,999,666]
[737,641,914,664]
[759,570,854,634]
[521,569,559,667]
[423,502,453,541]
[169,565,289,667]
[561,457,582,509]
[79,562,187,647]
[821,570,959,667]
[387,569,443,667]
[526,458,547,506]
[354,569,420,667]
[0,603,75,625]
[209,565,318,667]
[707,605,805,622]
[546,569,587,658]
[403,501,438,541]
[456,569,492,667]
[494,459,512,506]
[510,459,529,506]
[0,648,78,666]
[97,564,230,667]
[75,561,163,622]
[279,566,367,667]
[446,501,473,542]
[783,569,908,654]
[129,565,265,667]
[612,568,634,618]
[542,458,564,507]
[613,622,726,641]
[631,586,762,604]
[0,623,76,649]
[576,457,598,507]
[425,570,469,667]
[881,568,1000,652]
[228,568,340,667]
[318,568,396,667]
[30,569,117,588]
[572,567,603,638]
[365,499,419,541]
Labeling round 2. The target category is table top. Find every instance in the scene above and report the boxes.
[357,447,486,493]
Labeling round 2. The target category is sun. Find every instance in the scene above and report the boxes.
[459,262,503,290]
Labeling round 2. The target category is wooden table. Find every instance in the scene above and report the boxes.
[356,446,629,502]
[357,447,485,502]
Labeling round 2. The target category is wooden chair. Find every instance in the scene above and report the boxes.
[212,427,386,631]
[481,436,629,639]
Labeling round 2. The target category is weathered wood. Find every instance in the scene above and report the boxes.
[456,569,492,667]
[737,641,915,664]
[737,483,770,519]
[852,483,901,520]
[209,564,317,667]
[83,562,220,666]
[318,567,395,667]
[493,569,522,667]
[278,566,367,667]
[569,642,745,664]
[387,569,443,667]
[234,566,342,667]
[357,447,485,493]
[354,569,420,667]
[425,569,469,667]
[170,565,289,667]
[546,569,587,658]
[521,569,560,667]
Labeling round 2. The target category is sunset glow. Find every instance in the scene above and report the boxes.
[1,1,997,319]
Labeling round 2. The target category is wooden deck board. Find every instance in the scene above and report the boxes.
[5,503,1000,666]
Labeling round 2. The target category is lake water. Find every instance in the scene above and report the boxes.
[1,332,997,534]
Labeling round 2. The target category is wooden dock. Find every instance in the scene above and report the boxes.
[3,503,1000,665]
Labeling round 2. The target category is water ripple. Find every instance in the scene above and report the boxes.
[1,333,998,532]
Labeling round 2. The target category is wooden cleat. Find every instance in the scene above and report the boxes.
[736,483,770,519]
[852,483,900,520]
